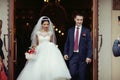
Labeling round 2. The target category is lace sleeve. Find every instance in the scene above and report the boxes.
[31,31,39,47]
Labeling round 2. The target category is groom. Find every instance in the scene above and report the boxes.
[64,11,92,80]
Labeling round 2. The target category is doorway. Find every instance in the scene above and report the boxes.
[8,0,98,80]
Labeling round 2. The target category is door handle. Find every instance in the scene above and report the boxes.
[98,34,103,53]
[3,34,8,52]
[94,48,97,60]
[14,39,17,64]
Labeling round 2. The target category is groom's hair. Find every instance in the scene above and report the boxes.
[72,10,84,18]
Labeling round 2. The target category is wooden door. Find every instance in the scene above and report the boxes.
[92,0,98,80]
[8,0,15,80]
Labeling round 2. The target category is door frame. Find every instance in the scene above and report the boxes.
[8,0,98,80]
[8,0,15,80]
[92,0,98,80]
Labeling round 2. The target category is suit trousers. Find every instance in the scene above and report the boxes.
[69,52,87,80]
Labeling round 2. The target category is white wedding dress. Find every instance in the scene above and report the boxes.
[17,31,71,80]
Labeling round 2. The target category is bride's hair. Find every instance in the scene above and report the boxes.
[41,17,50,24]
[30,16,56,46]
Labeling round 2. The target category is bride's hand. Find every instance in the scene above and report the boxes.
[29,46,36,50]
[64,55,69,60]
[32,46,36,49]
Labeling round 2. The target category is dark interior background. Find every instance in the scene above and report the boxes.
[15,0,92,79]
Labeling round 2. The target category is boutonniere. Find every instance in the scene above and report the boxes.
[82,32,86,37]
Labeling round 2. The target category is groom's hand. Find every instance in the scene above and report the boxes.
[64,55,69,60]
[86,58,92,64]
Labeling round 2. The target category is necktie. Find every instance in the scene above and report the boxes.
[74,27,79,51]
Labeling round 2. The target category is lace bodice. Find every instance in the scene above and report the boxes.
[36,31,52,43]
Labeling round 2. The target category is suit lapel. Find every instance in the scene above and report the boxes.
[71,27,75,43]
[79,27,85,44]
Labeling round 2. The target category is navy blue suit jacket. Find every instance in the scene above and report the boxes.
[64,26,92,61]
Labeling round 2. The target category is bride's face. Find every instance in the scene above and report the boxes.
[42,21,50,31]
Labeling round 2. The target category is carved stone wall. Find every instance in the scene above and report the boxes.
[98,0,112,80]
[0,0,9,69]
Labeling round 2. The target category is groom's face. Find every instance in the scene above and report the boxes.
[74,15,83,27]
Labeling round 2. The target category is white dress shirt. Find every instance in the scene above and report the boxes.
[74,25,82,52]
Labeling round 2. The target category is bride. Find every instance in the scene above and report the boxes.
[17,16,71,80]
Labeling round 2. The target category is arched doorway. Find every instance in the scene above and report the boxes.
[8,0,98,80]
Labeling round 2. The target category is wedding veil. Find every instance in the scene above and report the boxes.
[30,16,56,46]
